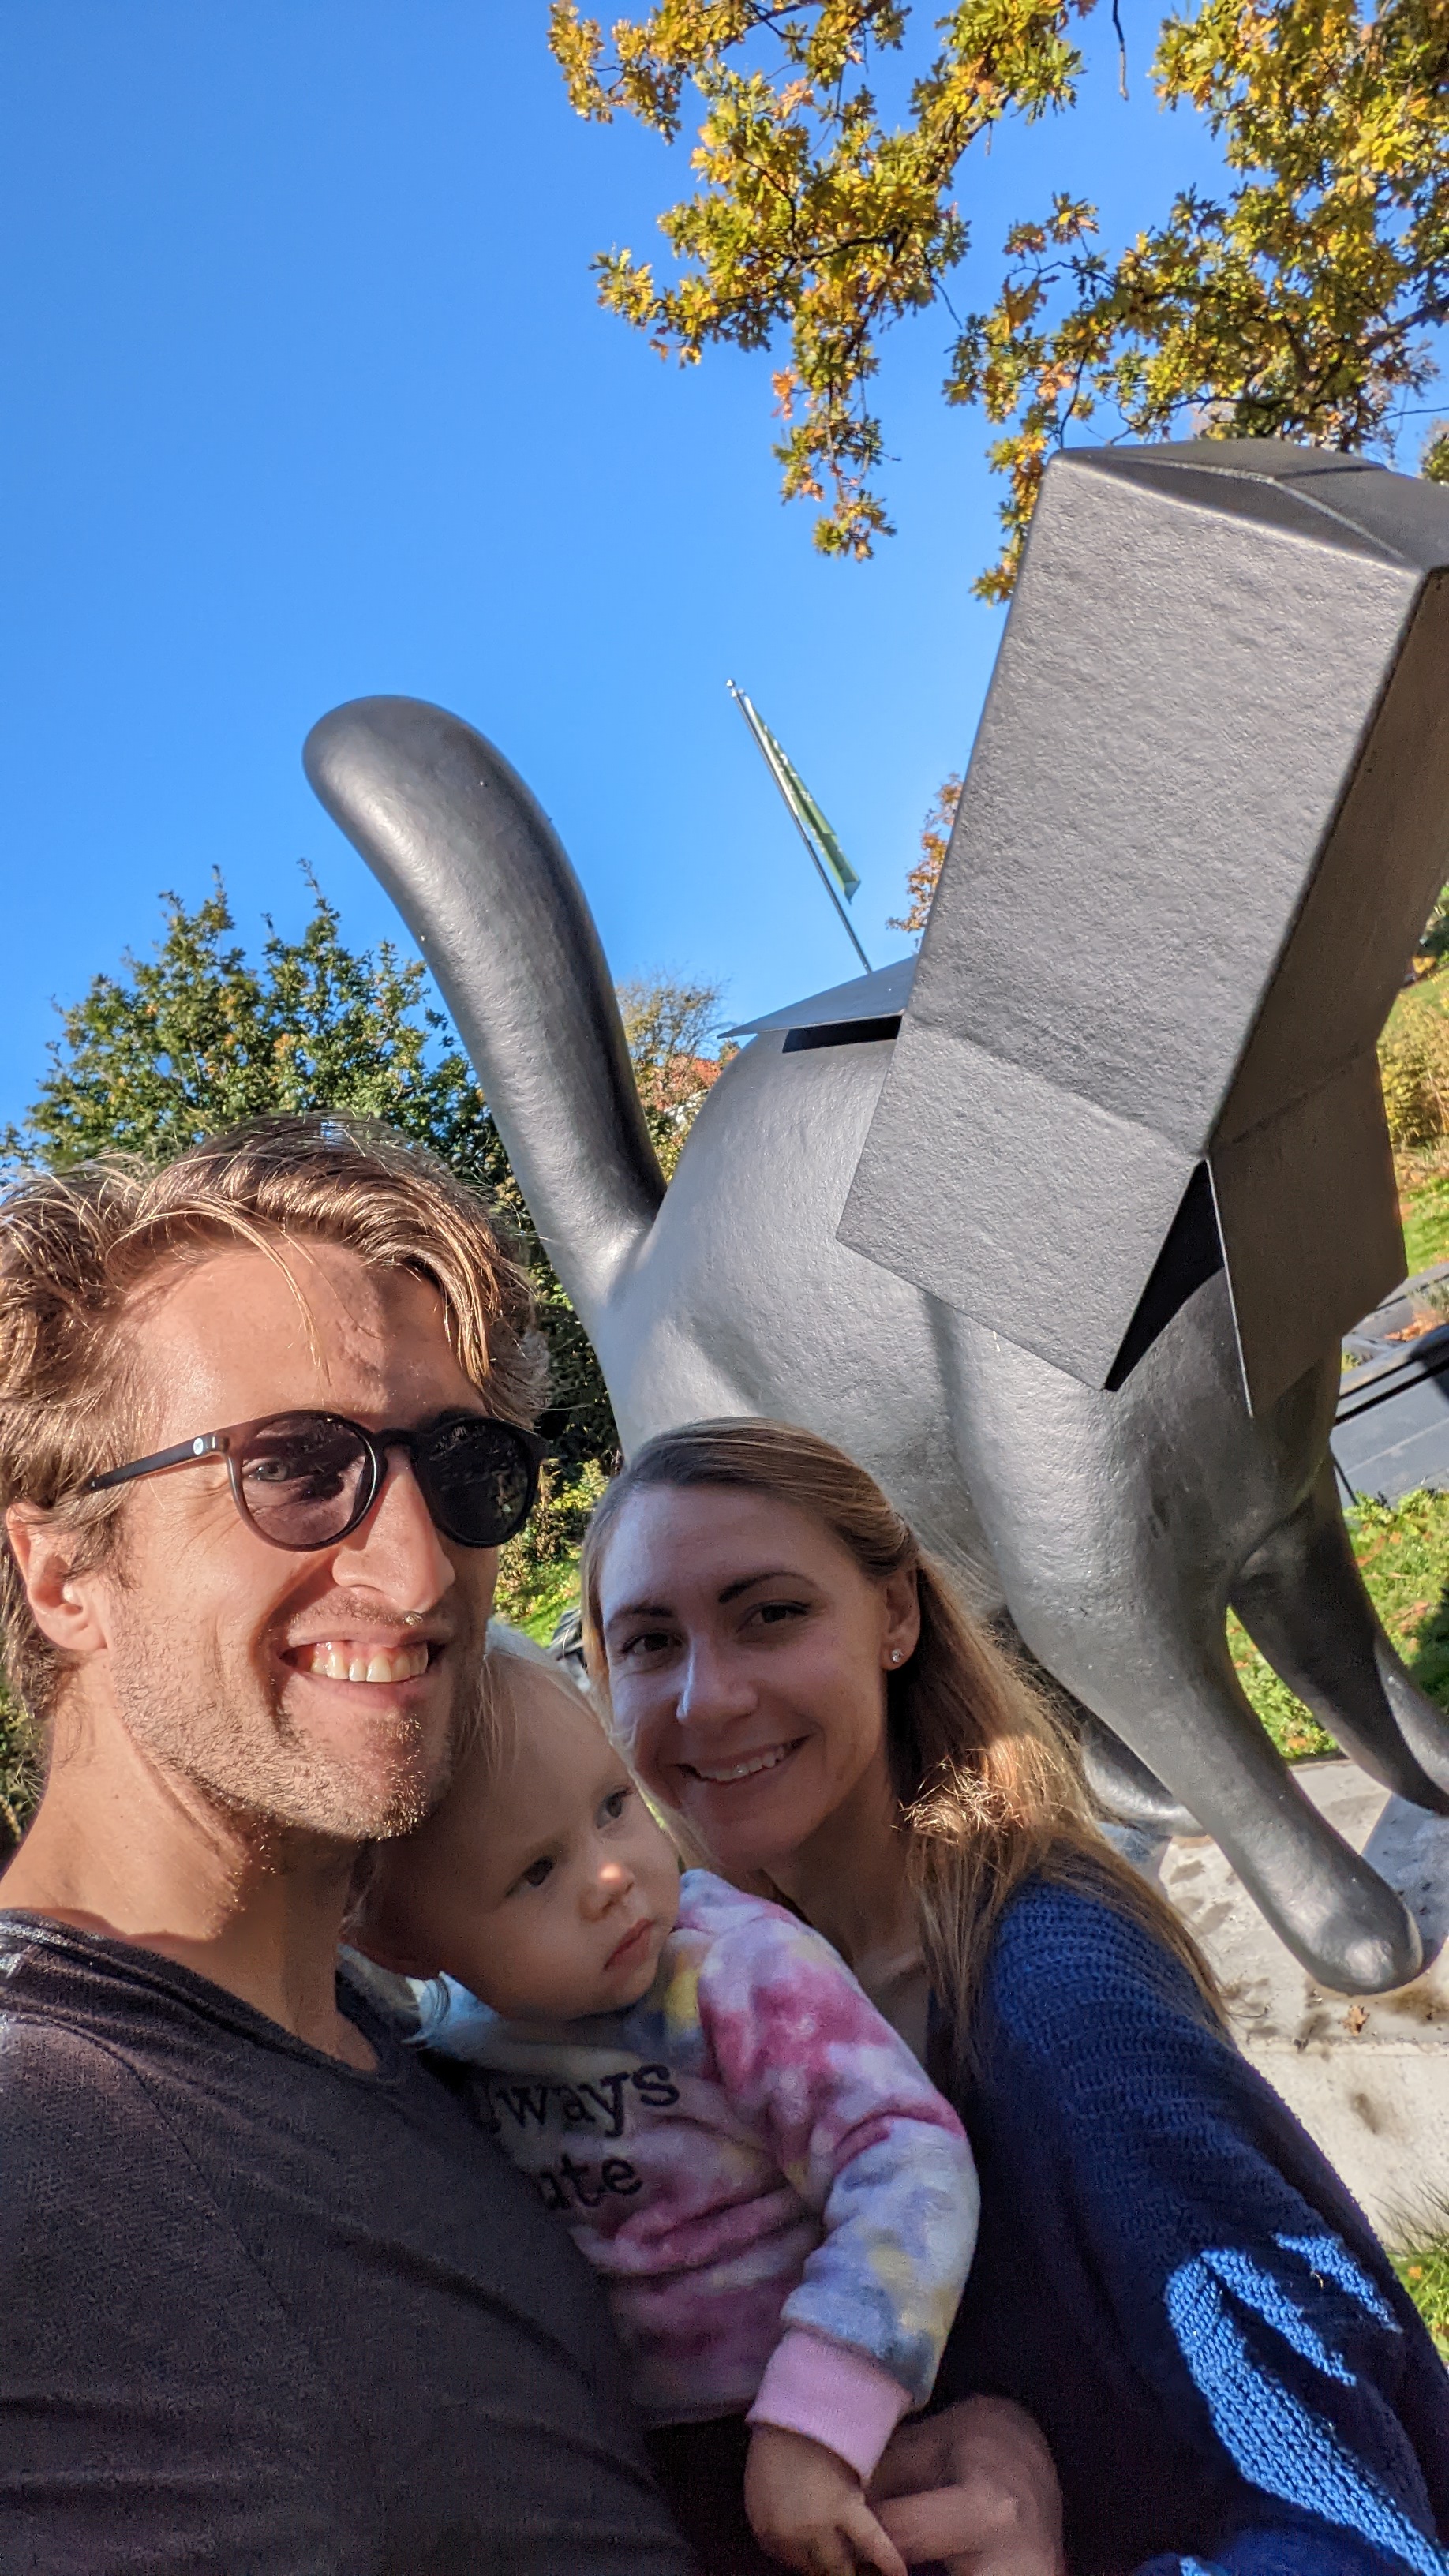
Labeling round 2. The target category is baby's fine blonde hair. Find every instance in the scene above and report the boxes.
[474,1619,599,1771]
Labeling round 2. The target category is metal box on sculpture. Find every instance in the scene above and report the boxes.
[841,442,1449,1415]
[1335,1263,1449,1502]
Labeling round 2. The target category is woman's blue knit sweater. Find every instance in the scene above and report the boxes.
[933,1880,1449,2576]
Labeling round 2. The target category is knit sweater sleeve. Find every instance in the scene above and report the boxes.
[974,1884,1449,2576]
[684,1878,979,2470]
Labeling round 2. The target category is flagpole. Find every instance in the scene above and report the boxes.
[728,681,872,974]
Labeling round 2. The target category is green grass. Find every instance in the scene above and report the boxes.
[1398,1151,1449,1275]
[1228,1614,1339,1759]
[1394,2222,1449,2365]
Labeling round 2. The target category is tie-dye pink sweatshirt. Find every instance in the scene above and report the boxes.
[415,1870,979,2481]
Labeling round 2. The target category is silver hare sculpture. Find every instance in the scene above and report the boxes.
[307,439,1449,1996]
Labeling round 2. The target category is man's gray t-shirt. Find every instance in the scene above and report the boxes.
[0,1912,694,2574]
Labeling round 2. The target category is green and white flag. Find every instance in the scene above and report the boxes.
[729,683,871,971]
[730,686,861,903]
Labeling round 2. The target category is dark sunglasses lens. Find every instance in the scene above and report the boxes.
[236,1415,373,1548]
[417,1417,537,1548]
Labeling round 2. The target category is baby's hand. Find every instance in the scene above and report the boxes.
[867,2399,1065,2576]
[744,2424,908,2576]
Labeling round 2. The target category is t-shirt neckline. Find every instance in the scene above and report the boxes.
[0,1905,406,2085]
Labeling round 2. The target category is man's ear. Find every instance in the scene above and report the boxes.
[5,1506,113,1658]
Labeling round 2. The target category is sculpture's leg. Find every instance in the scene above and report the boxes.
[1011,1568,1421,1993]
[991,1614,1196,1836]
[1231,1465,1449,1811]
[940,1293,1423,1994]
[1075,1709,1199,1837]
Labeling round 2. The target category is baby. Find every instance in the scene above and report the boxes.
[352,1628,979,2576]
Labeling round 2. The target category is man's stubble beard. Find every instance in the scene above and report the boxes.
[108,1594,476,1845]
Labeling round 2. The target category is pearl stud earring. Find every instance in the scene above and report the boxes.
[888,1647,903,1664]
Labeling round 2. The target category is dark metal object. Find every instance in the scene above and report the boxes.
[1341,1262,1449,1368]
[1333,1337,1449,1505]
[783,1017,902,1054]
[842,440,1449,1417]
[550,1604,589,1682]
[1333,1263,1449,1503]
[304,442,1449,1995]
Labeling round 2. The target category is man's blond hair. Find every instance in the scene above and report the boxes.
[0,1114,543,1717]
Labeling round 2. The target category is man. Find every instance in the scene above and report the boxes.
[0,1114,1059,2572]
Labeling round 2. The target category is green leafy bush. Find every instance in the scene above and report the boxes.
[493,1465,604,1642]
[0,1682,39,1852]
[1380,969,1449,1151]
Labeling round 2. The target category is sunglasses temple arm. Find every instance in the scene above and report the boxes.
[87,1434,227,1495]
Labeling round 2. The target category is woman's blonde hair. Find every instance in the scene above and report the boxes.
[581,1417,1219,2071]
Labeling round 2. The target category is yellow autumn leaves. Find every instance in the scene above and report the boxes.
[550,0,1449,592]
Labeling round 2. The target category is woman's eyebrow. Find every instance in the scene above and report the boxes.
[605,1599,672,1631]
[603,1569,810,1626]
[717,1567,810,1604]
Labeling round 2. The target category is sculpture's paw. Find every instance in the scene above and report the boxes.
[1241,1844,1424,1997]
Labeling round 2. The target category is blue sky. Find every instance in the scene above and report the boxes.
[0,3,1427,1128]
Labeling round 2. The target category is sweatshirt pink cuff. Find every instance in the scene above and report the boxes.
[746,2327,911,2483]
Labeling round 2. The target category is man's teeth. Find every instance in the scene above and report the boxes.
[297,1642,430,1684]
[691,1743,794,1784]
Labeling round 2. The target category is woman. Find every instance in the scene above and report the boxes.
[580,1417,1449,2576]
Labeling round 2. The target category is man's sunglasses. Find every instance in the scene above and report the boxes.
[84,1409,542,1554]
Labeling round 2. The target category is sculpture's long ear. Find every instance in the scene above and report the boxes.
[304,696,664,1322]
